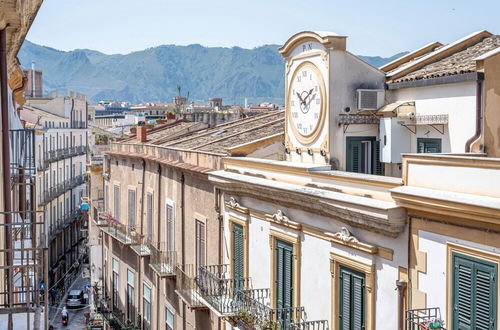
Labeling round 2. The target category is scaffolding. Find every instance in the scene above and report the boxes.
[0,129,48,329]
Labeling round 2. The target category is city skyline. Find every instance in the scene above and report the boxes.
[26,0,500,57]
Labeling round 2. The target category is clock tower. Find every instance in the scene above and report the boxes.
[279,31,386,166]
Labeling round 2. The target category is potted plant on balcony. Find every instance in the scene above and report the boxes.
[236,310,256,328]
[421,318,445,329]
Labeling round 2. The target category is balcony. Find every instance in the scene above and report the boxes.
[197,264,250,316]
[406,307,445,330]
[290,321,330,330]
[37,159,49,171]
[100,220,141,245]
[175,264,207,310]
[235,288,306,330]
[148,243,176,276]
[96,211,112,226]
[130,236,152,257]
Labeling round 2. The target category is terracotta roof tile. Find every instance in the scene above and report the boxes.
[392,35,500,83]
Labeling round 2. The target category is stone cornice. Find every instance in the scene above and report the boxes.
[225,196,393,260]
[212,173,406,237]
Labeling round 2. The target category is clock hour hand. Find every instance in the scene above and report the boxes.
[296,92,305,105]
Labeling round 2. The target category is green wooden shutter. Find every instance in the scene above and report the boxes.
[276,240,293,309]
[339,267,365,330]
[347,139,362,173]
[374,140,384,176]
[233,223,244,292]
[453,252,497,330]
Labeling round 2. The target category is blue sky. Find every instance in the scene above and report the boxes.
[26,0,500,57]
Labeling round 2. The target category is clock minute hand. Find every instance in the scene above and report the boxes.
[304,88,314,102]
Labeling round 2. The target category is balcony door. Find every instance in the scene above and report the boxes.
[275,240,293,309]
[232,223,244,291]
[339,266,365,330]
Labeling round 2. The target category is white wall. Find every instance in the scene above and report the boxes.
[390,82,477,153]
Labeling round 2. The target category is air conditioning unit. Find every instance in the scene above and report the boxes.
[357,89,385,110]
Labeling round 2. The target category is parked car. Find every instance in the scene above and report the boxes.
[66,289,85,308]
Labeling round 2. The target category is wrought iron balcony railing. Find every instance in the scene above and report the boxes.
[197,264,250,316]
[130,236,152,256]
[175,264,207,309]
[406,307,445,330]
[100,219,141,245]
[235,288,306,330]
[148,243,176,276]
[290,320,329,330]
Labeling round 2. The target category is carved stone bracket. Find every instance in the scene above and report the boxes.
[225,196,249,214]
[265,209,302,230]
[332,227,359,243]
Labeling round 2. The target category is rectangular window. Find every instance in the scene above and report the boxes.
[166,307,174,330]
[233,223,245,292]
[346,136,383,175]
[452,252,497,329]
[146,193,153,243]
[339,266,365,330]
[112,258,120,310]
[143,284,152,330]
[114,185,120,219]
[166,203,174,252]
[275,240,293,310]
[195,220,205,271]
[417,138,442,153]
[127,270,135,323]
[128,189,136,230]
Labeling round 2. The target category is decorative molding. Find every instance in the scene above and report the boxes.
[225,196,249,214]
[265,210,302,230]
[321,51,329,70]
[332,227,359,243]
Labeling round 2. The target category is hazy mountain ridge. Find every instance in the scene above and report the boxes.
[19,40,407,105]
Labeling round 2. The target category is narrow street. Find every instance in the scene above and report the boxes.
[48,266,90,330]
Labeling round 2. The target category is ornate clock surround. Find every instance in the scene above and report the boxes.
[286,61,327,146]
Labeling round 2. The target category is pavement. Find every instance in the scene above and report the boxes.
[48,265,91,330]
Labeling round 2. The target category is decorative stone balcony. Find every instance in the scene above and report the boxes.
[197,264,250,316]
[175,264,207,310]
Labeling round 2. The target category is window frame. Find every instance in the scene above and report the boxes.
[195,219,206,271]
[417,137,442,154]
[229,215,249,280]
[143,283,152,330]
[447,243,500,329]
[330,252,375,330]
[269,229,301,310]
[346,136,383,175]
[166,199,175,252]
[165,306,174,330]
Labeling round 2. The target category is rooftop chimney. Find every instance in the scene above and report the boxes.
[136,126,147,143]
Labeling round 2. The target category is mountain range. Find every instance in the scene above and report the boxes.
[18,40,407,105]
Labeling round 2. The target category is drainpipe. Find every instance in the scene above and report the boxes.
[215,187,223,330]
[139,158,146,325]
[156,163,162,330]
[181,173,186,330]
[465,78,484,152]
[0,28,14,330]
[396,280,407,330]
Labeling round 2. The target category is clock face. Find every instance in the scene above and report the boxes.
[288,62,325,142]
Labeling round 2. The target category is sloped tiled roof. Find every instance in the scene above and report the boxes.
[392,35,500,83]
[161,111,284,154]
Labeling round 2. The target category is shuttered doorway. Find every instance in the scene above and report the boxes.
[452,252,497,330]
[276,239,294,319]
[339,266,365,330]
[233,223,244,292]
